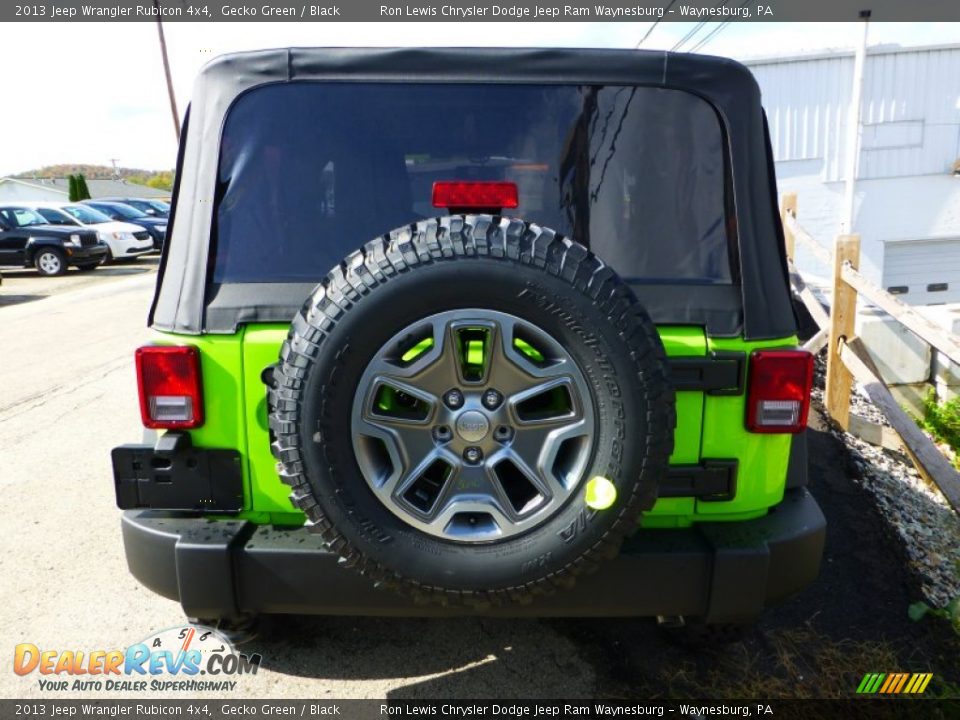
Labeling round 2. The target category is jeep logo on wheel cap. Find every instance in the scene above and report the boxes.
[455,410,490,443]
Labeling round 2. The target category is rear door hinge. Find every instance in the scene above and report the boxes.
[661,460,738,502]
[668,352,745,395]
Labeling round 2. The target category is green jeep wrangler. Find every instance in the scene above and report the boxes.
[112,47,824,632]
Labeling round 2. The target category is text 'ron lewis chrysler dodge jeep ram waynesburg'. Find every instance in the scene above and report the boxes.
[111,47,824,637]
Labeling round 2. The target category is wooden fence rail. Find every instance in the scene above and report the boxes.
[783,212,834,268]
[839,338,960,512]
[840,264,960,363]
[780,191,960,514]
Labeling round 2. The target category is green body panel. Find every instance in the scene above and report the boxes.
[694,335,797,518]
[659,326,706,467]
[242,325,304,521]
[640,331,798,528]
[148,325,798,528]
[152,330,249,499]
[641,327,705,525]
[151,329,277,522]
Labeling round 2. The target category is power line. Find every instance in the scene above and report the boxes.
[671,0,732,52]
[635,21,660,48]
[688,0,771,54]
[671,22,708,52]
[635,0,678,48]
[687,21,731,53]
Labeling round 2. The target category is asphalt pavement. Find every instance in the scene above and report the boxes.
[0,262,596,699]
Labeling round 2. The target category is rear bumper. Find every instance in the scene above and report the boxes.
[120,487,825,622]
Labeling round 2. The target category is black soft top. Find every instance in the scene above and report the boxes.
[150,47,794,341]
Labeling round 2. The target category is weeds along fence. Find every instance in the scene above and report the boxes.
[780,192,960,515]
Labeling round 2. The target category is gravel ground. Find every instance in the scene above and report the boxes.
[811,355,960,609]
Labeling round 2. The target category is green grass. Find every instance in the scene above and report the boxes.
[916,390,960,469]
[909,560,960,638]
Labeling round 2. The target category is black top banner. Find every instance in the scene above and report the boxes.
[7,0,960,22]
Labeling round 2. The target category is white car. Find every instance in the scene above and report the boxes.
[30,202,154,261]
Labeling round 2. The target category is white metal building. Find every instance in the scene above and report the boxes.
[746,43,960,305]
[0,176,170,203]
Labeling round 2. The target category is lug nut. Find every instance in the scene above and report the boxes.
[494,425,513,442]
[463,447,483,464]
[444,389,464,410]
[433,426,451,443]
[482,389,503,410]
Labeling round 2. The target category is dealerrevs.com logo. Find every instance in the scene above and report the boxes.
[13,626,262,692]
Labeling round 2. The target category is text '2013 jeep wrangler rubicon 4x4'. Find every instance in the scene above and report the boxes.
[112,47,825,634]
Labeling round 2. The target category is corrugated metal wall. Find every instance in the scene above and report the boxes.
[747,45,960,182]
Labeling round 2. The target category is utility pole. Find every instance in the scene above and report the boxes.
[154,0,180,142]
[841,10,871,235]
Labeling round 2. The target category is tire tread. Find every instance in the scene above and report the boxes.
[269,214,674,607]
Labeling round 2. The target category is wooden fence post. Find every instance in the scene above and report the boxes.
[825,234,861,430]
[781,192,797,262]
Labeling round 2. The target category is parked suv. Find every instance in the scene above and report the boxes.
[113,48,824,633]
[31,202,153,261]
[82,200,167,250]
[0,204,106,275]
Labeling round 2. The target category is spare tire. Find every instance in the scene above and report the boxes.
[269,215,675,605]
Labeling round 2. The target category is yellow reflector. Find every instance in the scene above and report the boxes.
[585,476,617,510]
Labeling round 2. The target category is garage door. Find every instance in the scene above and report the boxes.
[883,238,960,305]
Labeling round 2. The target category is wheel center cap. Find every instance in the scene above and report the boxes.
[455,410,490,443]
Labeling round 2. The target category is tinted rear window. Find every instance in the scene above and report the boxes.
[213,82,732,284]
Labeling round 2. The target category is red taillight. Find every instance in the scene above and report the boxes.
[431,181,519,210]
[135,346,203,429]
[745,350,814,434]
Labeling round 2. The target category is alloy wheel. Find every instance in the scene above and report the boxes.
[351,309,596,542]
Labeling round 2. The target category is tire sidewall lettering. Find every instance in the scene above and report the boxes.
[270,217,674,598]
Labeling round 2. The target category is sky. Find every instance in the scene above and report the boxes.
[0,21,957,176]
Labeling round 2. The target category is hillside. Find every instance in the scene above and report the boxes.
[14,164,174,191]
